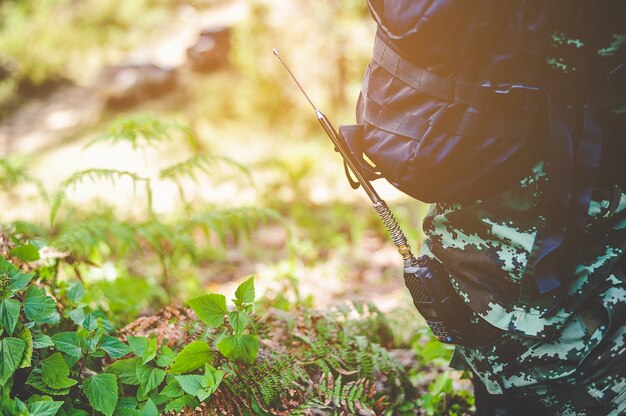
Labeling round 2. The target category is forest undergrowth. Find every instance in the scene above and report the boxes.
[0,115,474,415]
[1,1,475,414]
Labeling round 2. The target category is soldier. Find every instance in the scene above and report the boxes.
[344,1,626,414]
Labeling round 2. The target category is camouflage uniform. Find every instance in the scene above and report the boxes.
[349,2,626,414]
[420,161,626,414]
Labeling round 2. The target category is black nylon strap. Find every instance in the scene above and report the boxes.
[372,32,543,111]
[362,89,535,139]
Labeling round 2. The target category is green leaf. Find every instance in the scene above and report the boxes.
[201,363,224,395]
[23,286,57,323]
[26,369,71,395]
[167,341,213,375]
[156,345,175,368]
[0,299,20,336]
[228,311,250,336]
[67,409,90,416]
[186,294,227,327]
[67,308,86,326]
[174,375,211,401]
[67,281,85,304]
[27,401,63,416]
[17,325,33,368]
[82,313,99,331]
[160,377,184,398]
[116,397,139,410]
[33,334,55,349]
[99,336,131,359]
[136,363,166,396]
[41,352,78,389]
[234,276,255,304]
[52,332,83,358]
[0,337,26,386]
[127,336,148,357]
[105,357,140,385]
[217,334,258,364]
[83,374,118,416]
[10,244,40,262]
[142,337,157,364]
[0,257,33,295]
[141,398,158,416]
[164,395,199,413]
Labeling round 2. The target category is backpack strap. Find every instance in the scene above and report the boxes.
[372,31,544,111]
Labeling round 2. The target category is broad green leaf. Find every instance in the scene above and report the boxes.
[10,244,40,262]
[127,336,148,357]
[0,299,20,335]
[82,313,99,331]
[33,334,54,349]
[217,334,258,364]
[23,286,57,323]
[141,398,158,416]
[86,328,104,354]
[67,281,85,304]
[228,311,250,336]
[164,395,199,413]
[99,336,131,359]
[67,307,86,326]
[26,368,71,395]
[174,375,211,401]
[234,276,255,304]
[136,363,166,396]
[186,294,227,327]
[52,332,83,358]
[202,363,224,392]
[116,397,139,410]
[0,257,33,295]
[105,357,140,385]
[0,337,26,386]
[167,341,213,375]
[160,377,184,398]
[67,410,90,416]
[41,352,78,389]
[142,337,157,364]
[17,325,32,368]
[113,410,141,416]
[156,345,175,368]
[83,374,118,416]
[27,400,63,416]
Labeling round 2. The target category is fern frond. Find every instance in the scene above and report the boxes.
[182,207,280,246]
[135,220,177,255]
[86,114,190,149]
[160,154,252,184]
[0,158,47,199]
[60,168,148,190]
[51,169,152,224]
[53,217,137,258]
[318,373,377,415]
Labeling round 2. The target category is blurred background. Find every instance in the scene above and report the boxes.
[0,0,429,315]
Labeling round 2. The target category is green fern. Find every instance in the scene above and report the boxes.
[160,154,251,183]
[182,207,280,246]
[0,157,47,199]
[160,154,253,204]
[86,114,192,150]
[52,216,137,258]
[316,373,377,415]
[50,169,152,224]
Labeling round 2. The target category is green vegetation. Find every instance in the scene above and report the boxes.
[0,0,474,414]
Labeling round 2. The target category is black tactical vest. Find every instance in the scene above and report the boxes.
[350,0,626,323]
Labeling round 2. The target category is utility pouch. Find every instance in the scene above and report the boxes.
[404,256,502,347]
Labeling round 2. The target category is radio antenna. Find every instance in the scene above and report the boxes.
[272,48,318,112]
